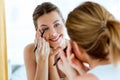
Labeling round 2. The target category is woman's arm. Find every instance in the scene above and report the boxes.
[49,52,61,80]
[57,41,88,80]
[24,42,49,80]
[24,43,37,80]
[57,49,78,80]
[34,53,49,80]
[34,38,50,80]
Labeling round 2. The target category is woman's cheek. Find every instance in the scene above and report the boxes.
[43,35,49,41]
[58,27,64,34]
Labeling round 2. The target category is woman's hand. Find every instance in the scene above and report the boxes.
[49,48,61,80]
[35,29,51,62]
[57,41,78,80]
[34,29,52,80]
[57,41,88,80]
[71,41,89,74]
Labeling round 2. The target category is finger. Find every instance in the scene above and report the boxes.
[57,60,64,72]
[39,38,43,55]
[69,54,85,75]
[59,50,67,63]
[72,64,84,75]
[41,38,50,56]
[52,47,62,59]
[46,41,50,55]
[36,29,41,41]
[45,41,48,54]
[58,59,63,64]
[70,59,83,75]
[67,40,72,55]
[41,38,46,55]
[69,53,75,63]
[69,53,78,66]
[37,37,42,53]
[66,40,72,59]
[35,30,42,54]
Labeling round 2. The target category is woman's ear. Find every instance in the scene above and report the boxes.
[72,41,90,62]
[72,41,84,60]
[72,41,83,54]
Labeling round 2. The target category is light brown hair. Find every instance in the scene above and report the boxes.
[66,1,120,64]
[33,2,63,30]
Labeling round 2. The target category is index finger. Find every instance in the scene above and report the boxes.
[36,28,42,42]
[66,40,72,58]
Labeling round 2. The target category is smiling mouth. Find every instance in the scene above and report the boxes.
[50,34,62,42]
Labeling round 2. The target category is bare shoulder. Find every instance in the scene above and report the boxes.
[24,43,34,53]
[74,73,99,80]
[24,43,36,62]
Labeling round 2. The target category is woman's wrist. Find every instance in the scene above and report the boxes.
[37,55,49,65]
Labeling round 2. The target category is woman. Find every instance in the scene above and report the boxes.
[24,2,68,80]
[58,1,120,80]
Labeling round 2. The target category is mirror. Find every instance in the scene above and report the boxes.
[5,0,120,80]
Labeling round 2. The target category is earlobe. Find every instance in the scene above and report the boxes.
[72,41,89,62]
[72,41,83,54]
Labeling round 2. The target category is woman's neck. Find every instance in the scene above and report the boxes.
[88,58,111,69]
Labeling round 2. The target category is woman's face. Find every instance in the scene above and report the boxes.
[37,11,66,49]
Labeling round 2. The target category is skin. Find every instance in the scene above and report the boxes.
[37,11,66,49]
[57,41,110,80]
[24,11,67,80]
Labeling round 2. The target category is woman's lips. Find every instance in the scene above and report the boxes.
[50,35,61,42]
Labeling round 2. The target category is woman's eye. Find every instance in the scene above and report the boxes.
[54,23,60,27]
[42,28,48,31]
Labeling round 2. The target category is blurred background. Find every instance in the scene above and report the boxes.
[5,0,120,80]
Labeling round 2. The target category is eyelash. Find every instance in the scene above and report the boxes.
[54,23,60,27]
[42,23,60,31]
[42,28,48,32]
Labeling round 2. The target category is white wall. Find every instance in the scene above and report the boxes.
[5,0,120,65]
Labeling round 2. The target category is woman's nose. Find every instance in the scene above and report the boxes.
[49,29,57,37]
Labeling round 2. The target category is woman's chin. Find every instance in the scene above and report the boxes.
[53,40,66,50]
[49,36,66,50]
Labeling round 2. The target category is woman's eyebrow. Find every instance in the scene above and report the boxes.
[53,20,59,24]
[40,24,48,27]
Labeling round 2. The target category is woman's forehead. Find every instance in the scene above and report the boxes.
[37,11,63,27]
[38,11,61,22]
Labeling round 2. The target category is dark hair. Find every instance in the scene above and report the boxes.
[33,2,63,30]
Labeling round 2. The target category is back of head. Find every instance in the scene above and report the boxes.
[66,1,120,64]
[33,2,63,30]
